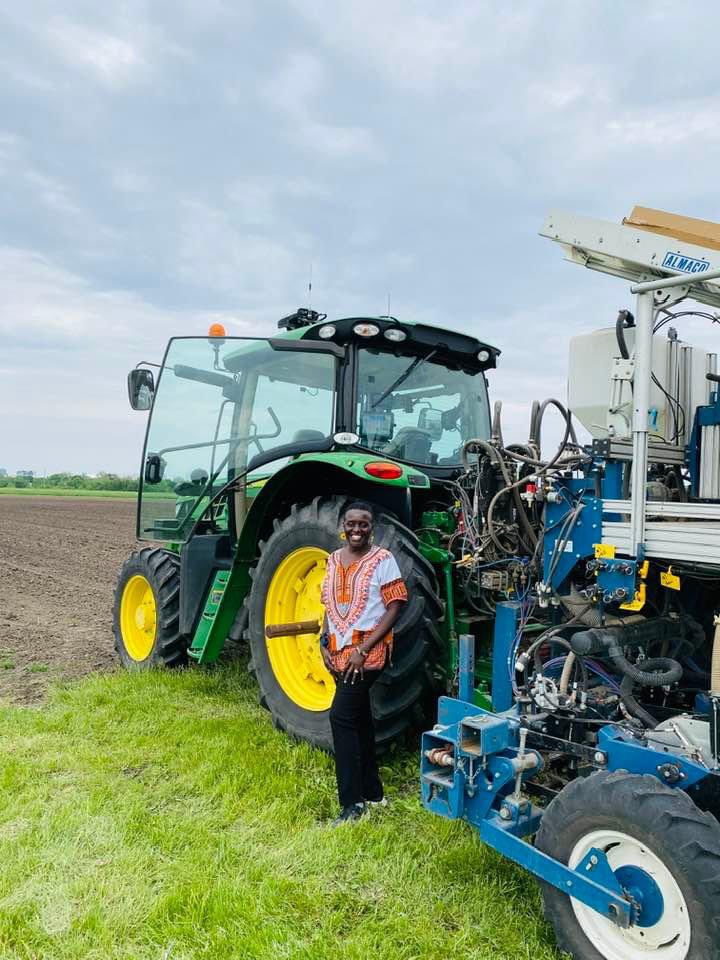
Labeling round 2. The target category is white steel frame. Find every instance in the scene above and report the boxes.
[629,272,720,556]
[541,212,720,563]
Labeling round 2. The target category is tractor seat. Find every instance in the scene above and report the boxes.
[293,429,325,443]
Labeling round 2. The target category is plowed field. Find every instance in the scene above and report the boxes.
[0,496,137,702]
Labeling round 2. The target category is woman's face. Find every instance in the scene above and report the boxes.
[342,509,373,549]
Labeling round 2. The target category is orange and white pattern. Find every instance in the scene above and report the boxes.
[321,546,408,670]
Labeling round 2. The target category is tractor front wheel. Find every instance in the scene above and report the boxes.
[113,547,186,669]
[535,770,720,960]
[245,496,443,751]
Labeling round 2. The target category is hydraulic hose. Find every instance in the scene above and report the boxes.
[619,675,658,729]
[462,438,538,553]
[516,621,589,691]
[528,400,540,449]
[533,637,589,690]
[559,652,575,695]
[612,654,683,688]
[615,309,634,360]
[463,397,587,559]
[570,627,682,687]
[528,397,580,454]
[523,634,589,707]
[503,406,584,471]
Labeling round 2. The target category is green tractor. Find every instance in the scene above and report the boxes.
[115,309,499,750]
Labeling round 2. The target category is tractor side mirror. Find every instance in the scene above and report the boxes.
[128,368,155,410]
[144,453,166,485]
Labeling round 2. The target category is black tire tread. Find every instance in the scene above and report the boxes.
[113,547,187,669]
[536,770,720,959]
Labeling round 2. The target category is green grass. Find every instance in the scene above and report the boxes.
[0,665,561,960]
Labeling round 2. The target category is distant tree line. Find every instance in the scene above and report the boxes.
[0,472,175,492]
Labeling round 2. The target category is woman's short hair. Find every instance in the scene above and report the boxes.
[341,500,375,522]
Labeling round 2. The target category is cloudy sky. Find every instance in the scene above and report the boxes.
[2,2,720,474]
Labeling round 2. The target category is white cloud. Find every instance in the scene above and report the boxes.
[110,168,154,195]
[0,131,21,172]
[606,101,720,148]
[0,247,260,473]
[0,247,165,346]
[45,19,144,86]
[225,175,329,227]
[173,199,308,300]
[261,50,383,159]
[290,1,536,92]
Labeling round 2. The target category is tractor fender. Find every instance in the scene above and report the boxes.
[235,453,429,564]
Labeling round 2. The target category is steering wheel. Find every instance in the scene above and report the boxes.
[382,426,434,458]
[170,407,283,495]
[247,406,283,455]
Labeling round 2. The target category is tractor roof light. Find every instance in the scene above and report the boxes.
[477,348,490,362]
[317,324,336,339]
[353,322,380,338]
[208,322,226,338]
[383,327,407,343]
[364,461,403,480]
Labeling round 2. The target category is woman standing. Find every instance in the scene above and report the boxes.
[320,501,408,825]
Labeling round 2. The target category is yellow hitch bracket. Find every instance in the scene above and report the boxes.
[594,543,616,559]
[620,583,647,612]
[660,567,681,591]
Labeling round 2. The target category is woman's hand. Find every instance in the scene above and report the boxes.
[342,648,367,683]
[321,647,339,677]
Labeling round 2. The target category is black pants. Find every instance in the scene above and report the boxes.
[329,669,383,808]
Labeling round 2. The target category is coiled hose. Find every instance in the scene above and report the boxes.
[570,626,683,687]
[609,650,682,687]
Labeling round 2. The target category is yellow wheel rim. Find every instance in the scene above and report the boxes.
[265,547,335,711]
[120,574,157,662]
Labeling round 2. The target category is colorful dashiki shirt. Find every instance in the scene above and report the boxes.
[321,546,408,671]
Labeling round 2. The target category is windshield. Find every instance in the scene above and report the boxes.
[138,337,336,540]
[356,348,489,466]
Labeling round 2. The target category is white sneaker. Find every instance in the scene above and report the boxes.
[365,797,388,809]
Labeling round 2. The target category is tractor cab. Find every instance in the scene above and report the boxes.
[128,311,497,543]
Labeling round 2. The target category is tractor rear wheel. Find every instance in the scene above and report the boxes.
[535,769,720,960]
[113,547,187,669]
[245,496,444,751]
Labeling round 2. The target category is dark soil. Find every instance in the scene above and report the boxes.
[0,496,137,703]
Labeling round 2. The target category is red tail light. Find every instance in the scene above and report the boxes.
[364,461,403,480]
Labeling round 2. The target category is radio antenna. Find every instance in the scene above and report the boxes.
[308,262,313,309]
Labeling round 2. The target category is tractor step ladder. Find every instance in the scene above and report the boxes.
[187,569,232,663]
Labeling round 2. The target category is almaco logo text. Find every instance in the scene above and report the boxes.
[662,252,711,274]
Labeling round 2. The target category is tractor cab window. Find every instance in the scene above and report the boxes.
[138,337,336,540]
[356,348,490,466]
